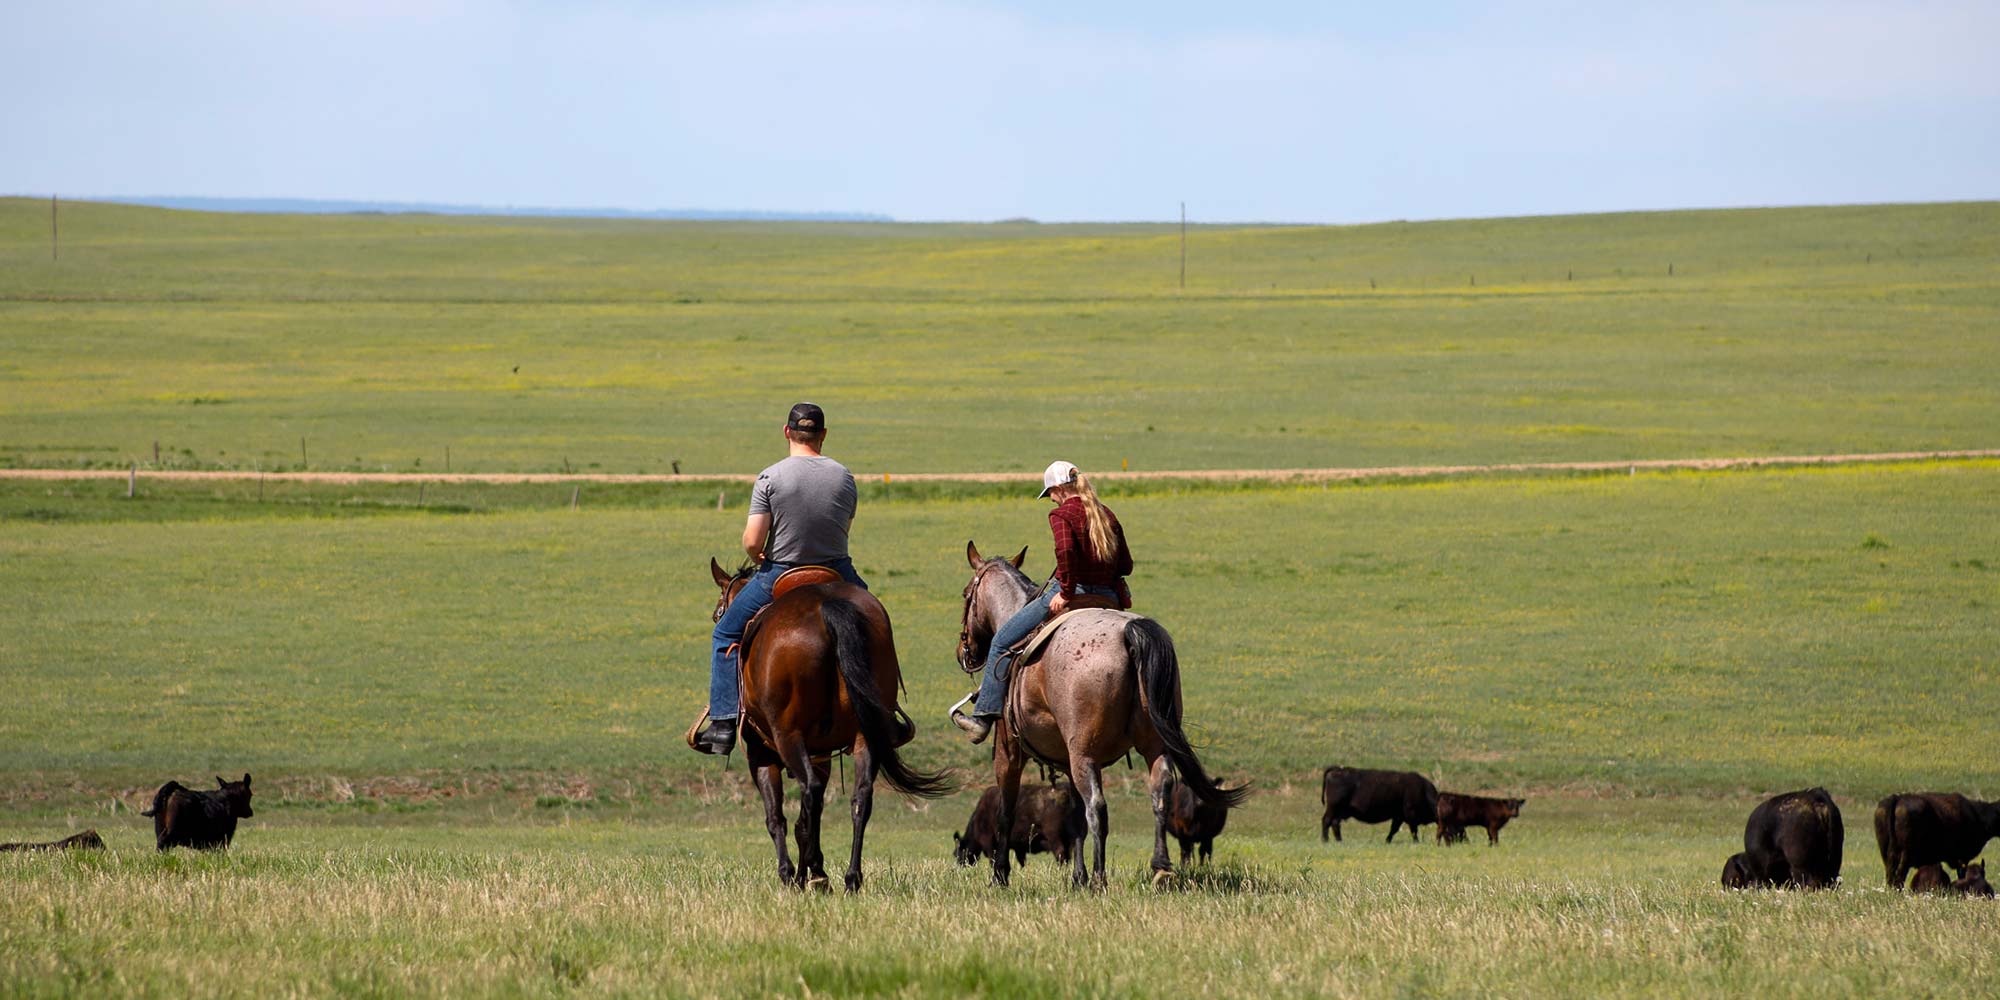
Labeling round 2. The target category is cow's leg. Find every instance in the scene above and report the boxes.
[1387,818,1403,843]
[1145,752,1172,876]
[1331,818,1342,842]
[748,740,794,886]
[842,741,876,893]
[990,733,1025,888]
[1487,824,1499,847]
[1071,753,1110,892]
[1177,837,1191,868]
[1201,839,1213,865]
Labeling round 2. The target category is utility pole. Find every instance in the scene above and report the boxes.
[1179,201,1186,290]
[51,195,58,261]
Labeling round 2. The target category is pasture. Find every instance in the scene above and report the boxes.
[4,201,2000,997]
[3,199,1998,474]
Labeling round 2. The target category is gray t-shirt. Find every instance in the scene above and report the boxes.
[750,455,857,565]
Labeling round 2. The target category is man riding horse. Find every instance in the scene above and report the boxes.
[692,402,866,756]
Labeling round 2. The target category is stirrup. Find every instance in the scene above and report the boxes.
[945,690,976,722]
[683,706,712,752]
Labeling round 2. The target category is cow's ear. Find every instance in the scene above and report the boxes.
[1010,546,1028,569]
[965,541,982,569]
[953,832,962,845]
[216,776,227,787]
[711,557,730,588]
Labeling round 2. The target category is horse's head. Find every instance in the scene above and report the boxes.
[957,540,1031,674]
[710,557,754,622]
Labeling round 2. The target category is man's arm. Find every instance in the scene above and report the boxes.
[742,513,771,561]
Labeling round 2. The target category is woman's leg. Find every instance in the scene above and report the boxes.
[972,587,1054,717]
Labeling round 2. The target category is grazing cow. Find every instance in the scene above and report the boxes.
[141,774,254,851]
[1320,766,1438,844]
[1720,787,1843,889]
[1873,792,2000,889]
[1956,861,1995,898]
[0,830,105,852]
[953,783,1083,868]
[1163,773,1242,866]
[1910,864,1952,893]
[1435,792,1526,847]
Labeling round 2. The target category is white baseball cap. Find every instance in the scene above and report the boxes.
[1038,460,1079,498]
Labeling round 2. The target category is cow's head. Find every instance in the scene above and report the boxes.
[215,773,254,818]
[1720,852,1752,889]
[952,831,982,867]
[1505,798,1526,818]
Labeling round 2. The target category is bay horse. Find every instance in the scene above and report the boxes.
[710,558,953,890]
[956,542,1247,889]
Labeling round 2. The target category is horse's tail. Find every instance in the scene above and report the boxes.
[140,780,183,817]
[823,597,954,799]
[1126,617,1250,810]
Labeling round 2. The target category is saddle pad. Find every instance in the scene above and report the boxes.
[1016,605,1140,666]
[770,565,842,602]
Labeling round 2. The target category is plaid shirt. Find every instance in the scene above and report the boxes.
[1049,496,1133,595]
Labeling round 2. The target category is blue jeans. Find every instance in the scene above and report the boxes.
[709,558,867,720]
[972,582,1119,717]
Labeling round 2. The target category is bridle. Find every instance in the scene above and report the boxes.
[713,567,753,622]
[956,559,1035,675]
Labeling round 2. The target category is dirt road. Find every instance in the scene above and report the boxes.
[2,449,1993,487]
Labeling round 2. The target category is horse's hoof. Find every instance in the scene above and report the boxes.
[805,874,831,893]
[778,864,796,885]
[844,871,864,893]
[1089,874,1108,893]
[1151,868,1176,890]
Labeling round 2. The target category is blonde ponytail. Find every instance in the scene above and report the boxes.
[1070,471,1118,562]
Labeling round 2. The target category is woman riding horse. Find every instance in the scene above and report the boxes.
[951,460,1132,743]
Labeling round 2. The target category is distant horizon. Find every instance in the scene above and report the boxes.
[21,192,1997,229]
[5,3,1993,224]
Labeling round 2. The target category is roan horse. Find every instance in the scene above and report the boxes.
[956,542,1247,889]
[710,559,953,891]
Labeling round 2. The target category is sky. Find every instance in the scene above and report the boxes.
[2,1,1995,223]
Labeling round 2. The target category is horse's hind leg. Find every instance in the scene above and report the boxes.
[1070,753,1109,892]
[777,738,827,890]
[843,742,876,893]
[749,750,794,887]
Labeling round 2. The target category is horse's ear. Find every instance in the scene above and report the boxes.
[965,541,982,569]
[216,776,227,787]
[1010,546,1028,569]
[953,831,962,845]
[711,557,730,587]
[243,773,252,786]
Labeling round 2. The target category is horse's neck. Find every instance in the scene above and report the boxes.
[984,573,1037,632]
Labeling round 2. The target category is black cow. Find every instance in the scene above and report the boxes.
[1163,773,1240,866]
[1911,860,1993,896]
[953,783,1082,867]
[0,830,105,852]
[1436,792,1526,847]
[1320,766,1437,844]
[1873,792,2000,889]
[141,774,254,851]
[1720,787,1843,890]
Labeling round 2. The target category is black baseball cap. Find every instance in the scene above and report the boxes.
[786,402,826,433]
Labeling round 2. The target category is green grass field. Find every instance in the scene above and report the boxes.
[3,199,1997,474]
[4,202,1999,997]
